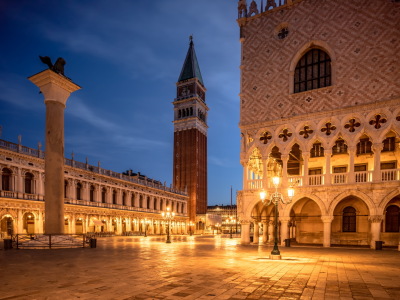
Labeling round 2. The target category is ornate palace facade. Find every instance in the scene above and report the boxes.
[0,139,189,237]
[237,0,400,247]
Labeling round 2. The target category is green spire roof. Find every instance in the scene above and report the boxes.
[178,36,204,85]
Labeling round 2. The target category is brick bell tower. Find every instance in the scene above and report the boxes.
[173,36,208,225]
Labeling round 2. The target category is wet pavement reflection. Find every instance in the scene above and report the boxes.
[1,235,400,299]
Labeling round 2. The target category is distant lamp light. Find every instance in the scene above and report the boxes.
[259,190,267,202]
[272,176,280,187]
[288,187,295,200]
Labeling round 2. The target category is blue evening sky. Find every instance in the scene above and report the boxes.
[0,0,242,206]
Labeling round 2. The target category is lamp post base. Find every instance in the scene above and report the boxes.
[270,254,282,260]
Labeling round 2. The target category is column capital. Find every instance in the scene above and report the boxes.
[372,143,384,153]
[240,219,252,225]
[280,217,291,222]
[324,149,332,155]
[29,69,81,106]
[321,216,334,223]
[281,154,290,161]
[368,215,383,223]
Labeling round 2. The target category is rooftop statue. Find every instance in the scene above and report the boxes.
[39,56,66,76]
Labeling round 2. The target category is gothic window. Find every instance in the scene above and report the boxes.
[294,49,331,93]
[385,205,400,232]
[139,195,143,208]
[178,110,181,118]
[383,137,395,152]
[160,199,164,211]
[332,138,347,155]
[310,142,324,157]
[90,185,95,202]
[356,138,372,155]
[1,168,12,191]
[24,172,34,194]
[147,196,150,209]
[76,182,82,200]
[131,194,135,207]
[342,206,356,232]
[190,107,193,116]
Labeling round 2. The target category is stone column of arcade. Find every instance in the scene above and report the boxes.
[29,68,80,234]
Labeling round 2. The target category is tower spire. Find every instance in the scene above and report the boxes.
[178,36,204,85]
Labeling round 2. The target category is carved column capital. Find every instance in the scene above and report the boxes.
[321,216,334,223]
[368,215,383,223]
[372,143,384,153]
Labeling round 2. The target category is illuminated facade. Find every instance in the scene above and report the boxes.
[0,139,189,237]
[237,0,400,248]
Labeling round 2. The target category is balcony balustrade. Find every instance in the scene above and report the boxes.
[245,169,400,190]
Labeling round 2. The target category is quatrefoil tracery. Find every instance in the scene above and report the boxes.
[344,118,361,133]
[299,125,313,139]
[321,122,336,136]
[260,131,272,144]
[369,114,387,129]
[278,128,292,142]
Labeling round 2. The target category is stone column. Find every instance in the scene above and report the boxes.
[253,222,259,244]
[348,146,356,184]
[17,210,24,234]
[71,215,76,234]
[321,216,334,247]
[302,152,310,186]
[268,221,274,242]
[29,69,80,234]
[240,220,251,244]
[16,168,23,196]
[281,154,289,189]
[280,217,290,246]
[324,149,332,185]
[372,144,383,183]
[369,215,383,249]
[262,222,268,243]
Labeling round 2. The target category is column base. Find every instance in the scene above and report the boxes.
[270,254,281,260]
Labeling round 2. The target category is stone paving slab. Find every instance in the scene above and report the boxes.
[1,236,400,300]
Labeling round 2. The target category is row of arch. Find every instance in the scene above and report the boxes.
[1,167,187,214]
[245,191,400,246]
[67,181,185,214]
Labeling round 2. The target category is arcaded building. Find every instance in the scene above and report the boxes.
[0,139,188,237]
[237,0,400,247]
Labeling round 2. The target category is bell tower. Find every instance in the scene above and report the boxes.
[173,36,208,223]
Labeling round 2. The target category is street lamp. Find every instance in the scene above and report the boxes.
[259,176,294,259]
[161,207,175,243]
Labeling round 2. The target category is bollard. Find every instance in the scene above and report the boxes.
[90,238,97,248]
[375,241,383,250]
[3,239,12,250]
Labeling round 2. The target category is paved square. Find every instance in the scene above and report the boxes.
[1,236,400,299]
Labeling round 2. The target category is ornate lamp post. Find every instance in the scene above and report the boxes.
[259,176,294,259]
[162,207,175,243]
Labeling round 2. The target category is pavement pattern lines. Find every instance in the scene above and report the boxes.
[1,236,400,300]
